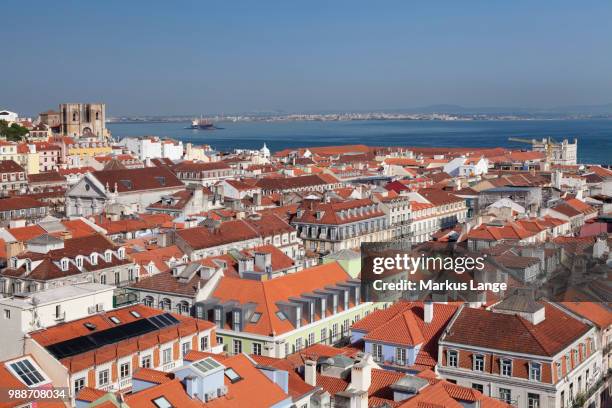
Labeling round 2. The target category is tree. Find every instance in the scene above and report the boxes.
[0,120,29,141]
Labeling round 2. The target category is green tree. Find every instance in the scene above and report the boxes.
[0,120,29,142]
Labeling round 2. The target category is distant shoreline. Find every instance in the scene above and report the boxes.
[107,116,612,124]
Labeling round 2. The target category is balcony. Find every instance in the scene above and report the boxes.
[118,378,132,390]
[162,362,176,371]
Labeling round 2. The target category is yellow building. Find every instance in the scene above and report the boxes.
[0,141,39,174]
[66,137,112,158]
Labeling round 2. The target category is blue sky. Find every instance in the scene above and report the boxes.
[2,0,611,115]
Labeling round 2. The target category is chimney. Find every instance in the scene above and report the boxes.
[424,300,434,324]
[350,354,373,393]
[304,360,317,386]
[254,251,272,273]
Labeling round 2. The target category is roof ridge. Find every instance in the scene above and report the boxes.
[515,312,550,356]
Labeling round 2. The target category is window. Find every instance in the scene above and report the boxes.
[76,256,83,268]
[200,336,209,351]
[396,348,406,365]
[109,316,121,324]
[252,343,262,355]
[373,344,383,362]
[74,377,85,395]
[8,359,45,386]
[308,332,315,347]
[224,368,242,383]
[499,388,511,404]
[233,339,242,355]
[473,354,484,371]
[152,396,172,408]
[120,362,130,379]
[321,328,327,344]
[114,272,120,284]
[141,355,151,368]
[472,383,483,393]
[556,361,562,379]
[529,362,541,381]
[98,369,109,386]
[500,359,512,376]
[162,348,172,364]
[216,336,223,345]
[295,337,303,351]
[4,309,10,319]
[528,393,540,408]
[100,274,106,285]
[182,342,191,357]
[560,391,565,408]
[448,350,458,367]
[331,323,338,341]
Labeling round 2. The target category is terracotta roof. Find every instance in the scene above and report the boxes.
[0,160,24,173]
[0,197,46,212]
[91,166,183,193]
[125,379,202,408]
[212,262,351,336]
[353,302,459,368]
[293,198,385,225]
[203,354,290,408]
[132,367,174,384]
[560,302,612,329]
[255,174,337,191]
[443,303,591,356]
[28,171,65,184]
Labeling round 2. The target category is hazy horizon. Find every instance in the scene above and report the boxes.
[2,0,612,116]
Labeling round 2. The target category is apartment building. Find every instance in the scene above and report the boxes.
[350,301,460,372]
[25,304,216,401]
[438,295,601,408]
[408,189,468,243]
[176,213,300,260]
[197,262,373,359]
[1,233,136,295]
[291,198,392,254]
[171,161,235,187]
[0,282,115,361]
[0,159,27,191]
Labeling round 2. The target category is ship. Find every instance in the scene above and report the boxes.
[188,116,215,130]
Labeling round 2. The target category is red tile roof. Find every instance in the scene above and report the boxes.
[443,303,591,356]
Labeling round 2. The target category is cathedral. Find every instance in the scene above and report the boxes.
[59,103,109,139]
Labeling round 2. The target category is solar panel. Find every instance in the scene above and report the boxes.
[9,359,46,387]
[45,313,181,360]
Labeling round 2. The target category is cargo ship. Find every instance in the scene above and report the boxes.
[188,116,215,130]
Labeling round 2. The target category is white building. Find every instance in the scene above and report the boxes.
[0,110,19,125]
[443,156,489,177]
[0,283,115,361]
[119,136,183,161]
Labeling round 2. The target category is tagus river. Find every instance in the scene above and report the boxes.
[108,119,612,165]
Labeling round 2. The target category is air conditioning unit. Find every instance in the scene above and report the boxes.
[204,391,216,402]
[96,303,104,312]
[87,306,96,314]
[217,385,228,396]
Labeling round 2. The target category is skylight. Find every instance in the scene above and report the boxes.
[250,312,262,323]
[83,322,97,331]
[224,368,242,383]
[8,359,46,387]
[152,396,173,408]
[109,316,121,324]
[275,311,287,321]
[130,310,141,318]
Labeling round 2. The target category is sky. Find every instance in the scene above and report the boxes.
[2,0,612,116]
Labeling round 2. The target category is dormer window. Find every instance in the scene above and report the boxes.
[60,258,69,271]
[76,256,84,268]
[117,247,125,260]
[500,359,512,376]
[447,350,458,367]
[10,257,18,269]
[24,259,31,273]
[529,362,541,381]
[90,253,98,265]
[105,251,112,263]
